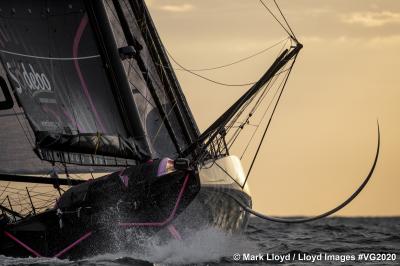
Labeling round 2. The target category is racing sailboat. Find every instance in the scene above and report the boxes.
[0,0,306,258]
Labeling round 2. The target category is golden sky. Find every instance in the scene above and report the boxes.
[147,0,400,216]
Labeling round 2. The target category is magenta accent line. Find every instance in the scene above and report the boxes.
[119,169,129,187]
[118,174,189,228]
[42,105,83,132]
[42,106,62,124]
[62,108,84,132]
[53,231,92,258]
[73,14,106,132]
[4,231,42,257]
[167,225,182,241]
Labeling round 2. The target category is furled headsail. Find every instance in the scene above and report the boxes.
[0,0,199,168]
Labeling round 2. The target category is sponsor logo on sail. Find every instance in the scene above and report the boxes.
[6,61,52,94]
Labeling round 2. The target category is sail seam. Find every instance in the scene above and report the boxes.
[0,49,100,61]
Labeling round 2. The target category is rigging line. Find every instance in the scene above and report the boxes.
[0,182,10,199]
[128,79,156,109]
[225,83,271,148]
[166,50,256,87]
[0,197,8,206]
[226,69,285,148]
[28,189,59,196]
[52,163,84,181]
[124,61,156,109]
[29,192,59,199]
[109,0,161,112]
[28,195,57,202]
[235,60,293,145]
[171,38,289,72]
[244,54,297,186]
[225,92,260,135]
[223,56,290,143]
[237,68,284,127]
[225,38,290,135]
[273,0,297,40]
[240,65,291,159]
[226,89,270,149]
[238,41,293,120]
[151,101,179,145]
[225,72,277,134]
[11,107,34,148]
[26,193,57,199]
[226,89,275,149]
[259,0,294,38]
[227,75,280,149]
[8,86,35,145]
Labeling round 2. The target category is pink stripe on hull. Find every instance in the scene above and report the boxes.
[118,174,189,228]
[4,231,42,257]
[53,231,92,258]
[167,225,182,240]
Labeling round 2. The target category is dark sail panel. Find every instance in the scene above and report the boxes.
[0,63,129,174]
[103,0,178,158]
[0,0,149,163]
[100,0,199,159]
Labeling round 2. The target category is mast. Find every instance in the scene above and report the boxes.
[128,0,200,145]
[85,0,151,157]
[101,0,182,154]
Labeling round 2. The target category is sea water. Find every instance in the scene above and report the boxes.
[0,217,399,265]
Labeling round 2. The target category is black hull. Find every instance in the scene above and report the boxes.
[0,158,251,259]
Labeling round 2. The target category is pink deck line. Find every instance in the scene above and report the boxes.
[3,231,92,258]
[167,225,182,240]
[4,231,42,257]
[73,14,106,132]
[53,231,92,258]
[118,173,189,228]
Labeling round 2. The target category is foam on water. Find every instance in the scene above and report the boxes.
[2,218,398,265]
[87,226,256,265]
[0,255,71,266]
[144,227,255,264]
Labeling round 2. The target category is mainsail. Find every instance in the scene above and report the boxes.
[0,0,199,169]
[0,65,116,175]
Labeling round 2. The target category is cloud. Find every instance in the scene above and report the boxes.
[159,4,194,13]
[342,11,400,27]
[301,36,323,43]
[366,35,400,48]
